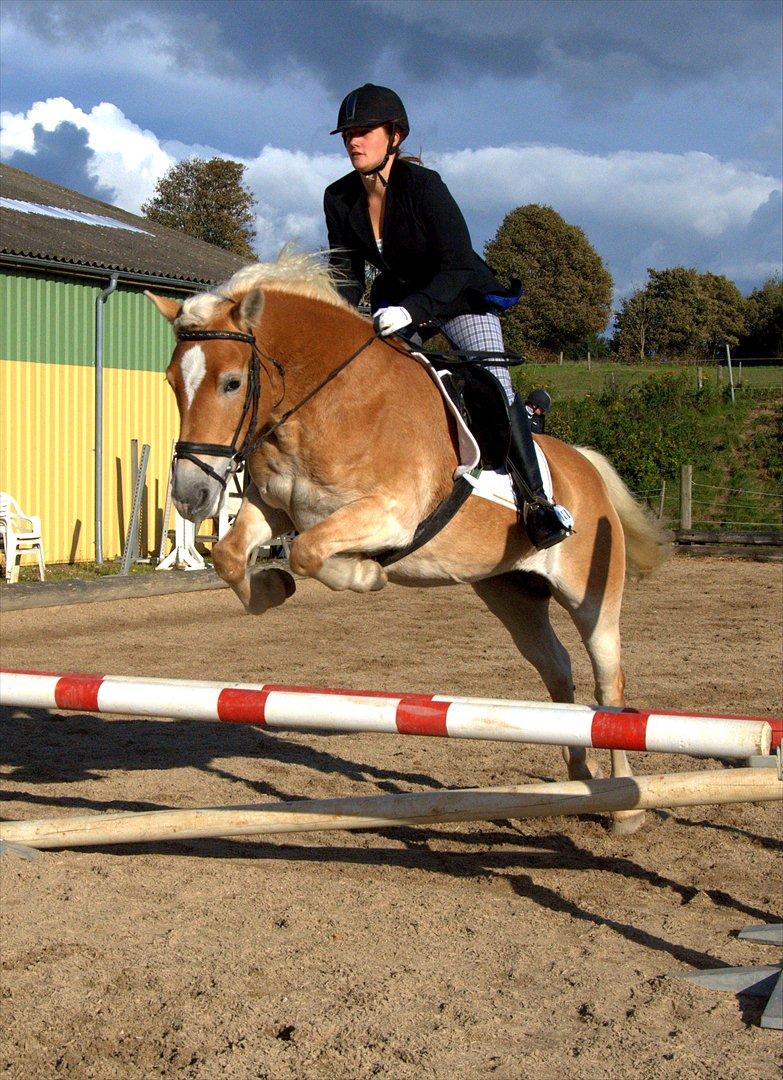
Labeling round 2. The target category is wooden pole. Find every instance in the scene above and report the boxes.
[1,769,779,850]
[725,344,736,403]
[559,351,563,365]
[697,366,703,391]
[658,479,666,521]
[680,464,693,530]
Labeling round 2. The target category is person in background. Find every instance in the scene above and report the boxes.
[323,84,573,549]
[525,389,552,435]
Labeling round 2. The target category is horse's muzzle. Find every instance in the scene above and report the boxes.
[171,459,224,522]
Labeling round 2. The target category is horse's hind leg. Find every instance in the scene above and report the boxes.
[551,564,645,835]
[472,572,574,700]
[212,483,295,615]
[471,573,601,780]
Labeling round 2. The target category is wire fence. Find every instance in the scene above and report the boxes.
[632,476,783,531]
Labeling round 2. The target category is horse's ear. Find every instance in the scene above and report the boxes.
[145,291,182,323]
[239,287,265,331]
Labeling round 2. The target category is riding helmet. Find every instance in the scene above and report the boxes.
[330,84,409,139]
[526,389,552,413]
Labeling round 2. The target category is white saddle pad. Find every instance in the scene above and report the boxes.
[413,353,553,509]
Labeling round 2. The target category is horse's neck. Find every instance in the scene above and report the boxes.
[261,292,380,403]
[257,292,460,488]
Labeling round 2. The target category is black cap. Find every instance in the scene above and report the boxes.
[331,84,409,138]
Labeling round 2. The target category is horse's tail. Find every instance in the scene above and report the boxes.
[574,446,670,577]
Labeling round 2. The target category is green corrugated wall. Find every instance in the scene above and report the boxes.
[1,268,179,369]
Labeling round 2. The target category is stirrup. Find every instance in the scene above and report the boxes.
[524,502,574,550]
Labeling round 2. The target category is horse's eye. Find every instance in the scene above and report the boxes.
[224,377,242,393]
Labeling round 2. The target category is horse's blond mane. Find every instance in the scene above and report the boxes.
[178,246,354,329]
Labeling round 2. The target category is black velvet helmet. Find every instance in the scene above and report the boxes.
[526,389,552,413]
[331,84,409,139]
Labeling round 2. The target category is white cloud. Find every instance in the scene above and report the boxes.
[432,145,779,238]
[241,146,345,257]
[2,96,780,293]
[0,97,173,210]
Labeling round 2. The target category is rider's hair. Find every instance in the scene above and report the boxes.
[383,123,423,166]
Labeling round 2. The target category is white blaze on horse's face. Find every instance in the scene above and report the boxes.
[179,344,206,409]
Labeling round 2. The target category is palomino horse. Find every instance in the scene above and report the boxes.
[147,251,667,833]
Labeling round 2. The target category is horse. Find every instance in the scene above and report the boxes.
[147,250,668,834]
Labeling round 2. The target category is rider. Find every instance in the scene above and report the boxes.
[324,83,573,549]
[525,389,552,435]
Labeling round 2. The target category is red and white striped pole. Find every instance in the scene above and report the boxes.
[2,669,778,760]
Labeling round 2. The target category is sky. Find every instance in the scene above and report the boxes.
[1,0,781,305]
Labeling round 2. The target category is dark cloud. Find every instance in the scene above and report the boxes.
[6,123,115,203]
[5,0,780,97]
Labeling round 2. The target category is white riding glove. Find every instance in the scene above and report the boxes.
[373,306,412,337]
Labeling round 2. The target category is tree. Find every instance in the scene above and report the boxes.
[142,157,257,257]
[738,277,783,358]
[611,288,651,362]
[700,272,747,353]
[612,267,748,362]
[484,204,613,354]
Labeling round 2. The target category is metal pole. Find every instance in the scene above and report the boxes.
[94,274,118,565]
[120,444,150,576]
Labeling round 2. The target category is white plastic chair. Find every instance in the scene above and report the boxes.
[0,492,46,584]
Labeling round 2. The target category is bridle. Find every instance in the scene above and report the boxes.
[173,327,379,491]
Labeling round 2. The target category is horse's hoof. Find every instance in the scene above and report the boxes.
[567,762,604,782]
[248,567,296,614]
[565,750,603,782]
[609,809,646,835]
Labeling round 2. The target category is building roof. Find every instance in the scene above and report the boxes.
[0,163,251,286]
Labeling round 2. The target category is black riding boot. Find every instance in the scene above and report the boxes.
[507,394,573,549]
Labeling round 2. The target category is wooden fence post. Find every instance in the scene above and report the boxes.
[725,344,736,403]
[680,465,693,530]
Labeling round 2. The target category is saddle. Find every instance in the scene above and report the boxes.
[438,361,512,470]
[376,350,515,568]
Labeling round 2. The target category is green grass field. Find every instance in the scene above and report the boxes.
[511,361,783,532]
[511,360,782,401]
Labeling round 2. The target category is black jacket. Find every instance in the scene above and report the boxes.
[324,158,513,327]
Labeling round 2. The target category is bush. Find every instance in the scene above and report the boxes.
[540,372,749,490]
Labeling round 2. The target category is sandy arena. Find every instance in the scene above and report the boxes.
[1,555,781,1079]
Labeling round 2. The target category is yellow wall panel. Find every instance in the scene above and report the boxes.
[1,359,179,564]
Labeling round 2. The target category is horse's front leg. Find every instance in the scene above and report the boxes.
[290,495,408,592]
[212,483,295,615]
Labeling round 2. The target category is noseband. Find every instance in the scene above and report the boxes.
[173,327,380,491]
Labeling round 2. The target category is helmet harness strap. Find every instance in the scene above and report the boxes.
[358,123,398,187]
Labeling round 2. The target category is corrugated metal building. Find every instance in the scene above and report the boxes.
[1,164,249,564]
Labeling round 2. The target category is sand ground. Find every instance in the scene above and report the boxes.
[1,555,781,1079]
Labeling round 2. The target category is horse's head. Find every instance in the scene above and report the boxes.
[147,286,266,522]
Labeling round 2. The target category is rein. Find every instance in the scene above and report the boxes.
[173,328,380,490]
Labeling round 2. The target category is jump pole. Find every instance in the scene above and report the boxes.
[1,768,780,850]
[1,670,778,760]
